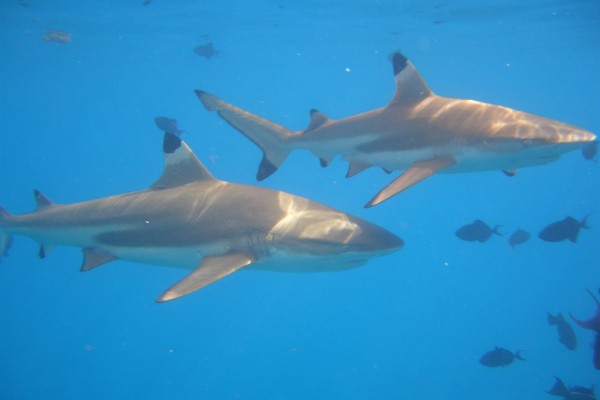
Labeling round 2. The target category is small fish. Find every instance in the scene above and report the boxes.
[547,312,577,350]
[455,219,503,243]
[538,215,590,243]
[479,346,524,367]
[42,30,71,43]
[154,117,183,135]
[547,376,596,400]
[570,288,600,370]
[508,228,530,249]
[193,42,219,60]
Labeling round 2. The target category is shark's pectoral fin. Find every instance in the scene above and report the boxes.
[81,248,117,272]
[365,156,455,207]
[156,253,254,303]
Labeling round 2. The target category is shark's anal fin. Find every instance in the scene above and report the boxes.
[365,155,455,208]
[156,253,254,303]
[346,160,372,178]
[81,248,117,272]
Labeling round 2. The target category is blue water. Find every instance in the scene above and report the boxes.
[1,1,599,399]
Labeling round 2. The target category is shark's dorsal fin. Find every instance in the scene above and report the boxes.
[34,190,54,211]
[306,109,331,131]
[152,133,216,189]
[388,52,433,107]
[365,155,455,207]
[346,160,372,178]
[80,248,117,271]
[156,253,254,302]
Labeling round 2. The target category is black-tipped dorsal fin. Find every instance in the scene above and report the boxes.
[81,248,117,271]
[388,52,433,107]
[34,190,54,211]
[152,133,216,189]
[306,109,331,131]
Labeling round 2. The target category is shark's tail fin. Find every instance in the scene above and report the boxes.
[195,90,294,181]
[0,206,13,257]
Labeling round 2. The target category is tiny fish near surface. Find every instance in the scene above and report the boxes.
[479,346,524,367]
[547,312,577,351]
[455,219,502,243]
[538,215,590,243]
[508,228,530,249]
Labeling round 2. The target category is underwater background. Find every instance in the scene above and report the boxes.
[0,0,598,399]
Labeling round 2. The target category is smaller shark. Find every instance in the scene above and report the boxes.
[0,131,403,302]
[196,51,596,207]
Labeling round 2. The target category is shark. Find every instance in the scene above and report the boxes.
[0,131,403,302]
[195,51,596,207]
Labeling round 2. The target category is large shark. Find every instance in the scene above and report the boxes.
[195,51,596,207]
[0,132,403,302]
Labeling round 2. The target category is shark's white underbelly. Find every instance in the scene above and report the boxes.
[341,142,579,173]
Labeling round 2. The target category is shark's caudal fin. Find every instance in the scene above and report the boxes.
[195,90,294,181]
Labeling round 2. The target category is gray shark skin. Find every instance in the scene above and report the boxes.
[195,51,596,207]
[0,133,403,302]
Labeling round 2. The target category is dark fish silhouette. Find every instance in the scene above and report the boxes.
[547,377,596,400]
[194,42,219,59]
[570,288,600,370]
[154,117,183,135]
[538,215,590,243]
[479,346,524,367]
[508,228,530,249]
[547,312,577,350]
[455,219,503,243]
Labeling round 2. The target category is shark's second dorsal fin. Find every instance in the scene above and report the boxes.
[388,52,433,107]
[306,109,331,131]
[152,133,216,189]
[34,190,54,211]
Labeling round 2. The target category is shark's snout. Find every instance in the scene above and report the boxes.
[350,219,404,254]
